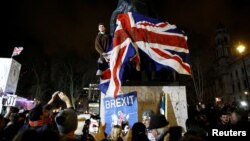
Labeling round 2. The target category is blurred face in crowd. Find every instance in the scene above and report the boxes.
[98,24,106,33]
[142,116,150,128]
[220,114,230,124]
[230,112,240,124]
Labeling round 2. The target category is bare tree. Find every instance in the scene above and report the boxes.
[28,62,50,102]
[191,61,204,103]
[63,61,75,108]
[50,56,97,109]
[16,52,98,107]
[33,66,41,99]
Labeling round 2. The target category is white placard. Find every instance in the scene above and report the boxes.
[4,95,17,106]
[0,58,21,94]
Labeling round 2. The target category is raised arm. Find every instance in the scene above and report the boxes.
[58,92,73,108]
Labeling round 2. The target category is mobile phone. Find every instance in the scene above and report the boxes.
[122,124,129,135]
[89,118,100,133]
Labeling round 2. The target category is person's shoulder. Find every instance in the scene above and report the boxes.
[96,33,102,38]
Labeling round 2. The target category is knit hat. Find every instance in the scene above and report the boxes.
[55,109,78,134]
[148,114,169,130]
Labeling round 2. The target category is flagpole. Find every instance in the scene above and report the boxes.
[11,47,15,58]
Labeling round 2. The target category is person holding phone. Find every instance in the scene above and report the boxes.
[52,91,80,141]
[89,117,100,134]
[109,125,123,141]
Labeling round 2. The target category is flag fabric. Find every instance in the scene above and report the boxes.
[99,12,190,97]
[11,46,24,57]
[99,40,137,97]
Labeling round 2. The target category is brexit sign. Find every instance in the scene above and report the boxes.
[104,91,138,134]
[104,94,135,109]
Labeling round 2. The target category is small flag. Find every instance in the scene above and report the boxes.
[11,46,24,57]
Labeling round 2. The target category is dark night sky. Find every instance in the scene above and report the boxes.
[1,0,250,61]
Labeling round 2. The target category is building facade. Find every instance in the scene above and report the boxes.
[204,24,250,104]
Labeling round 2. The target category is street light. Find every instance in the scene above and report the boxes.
[237,44,246,54]
[236,43,250,94]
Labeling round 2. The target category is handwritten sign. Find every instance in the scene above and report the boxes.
[4,95,17,106]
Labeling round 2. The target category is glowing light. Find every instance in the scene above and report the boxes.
[215,97,221,102]
[236,44,246,54]
[240,101,248,107]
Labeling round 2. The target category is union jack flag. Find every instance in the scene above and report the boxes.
[11,46,24,57]
[99,12,191,97]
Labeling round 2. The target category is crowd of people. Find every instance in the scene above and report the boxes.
[0,91,250,141]
[0,91,169,141]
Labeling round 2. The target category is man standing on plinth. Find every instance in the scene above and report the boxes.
[95,23,111,77]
